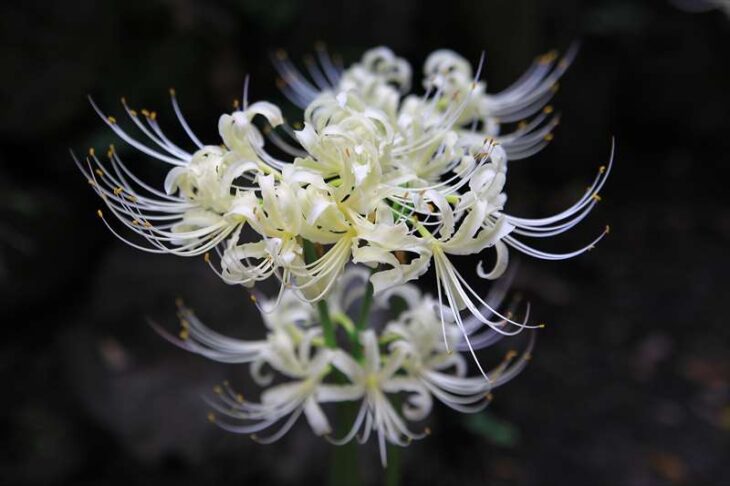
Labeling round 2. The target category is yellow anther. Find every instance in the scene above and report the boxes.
[96,209,104,218]
[395,250,407,265]
[543,105,554,114]
[107,116,117,124]
[538,51,556,64]
[605,224,611,234]
[88,147,96,157]
[94,168,104,177]
[236,393,244,403]
[250,294,257,303]
[505,350,518,360]
[213,385,223,395]
[544,133,554,142]
[551,83,560,94]
[143,221,152,228]
[207,412,216,423]
[424,427,432,436]
[486,393,494,401]
[129,109,137,117]
[120,97,127,105]
[113,187,124,196]
[141,109,150,117]
[179,328,189,340]
[150,111,157,121]
[180,319,189,329]
[203,253,211,263]
[344,147,351,158]
[538,323,546,328]
[87,179,95,186]
[524,353,533,361]
[517,120,528,129]
[126,194,137,203]
[132,219,140,225]
[169,87,176,97]
[592,193,602,202]
[233,98,240,109]
[599,165,606,174]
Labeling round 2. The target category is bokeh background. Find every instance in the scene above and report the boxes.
[1,0,728,484]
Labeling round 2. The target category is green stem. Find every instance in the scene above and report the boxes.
[350,271,375,361]
[329,402,361,486]
[385,445,401,486]
[355,278,375,331]
[302,239,360,485]
[302,239,337,348]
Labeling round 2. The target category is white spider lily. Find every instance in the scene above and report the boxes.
[153,267,535,466]
[384,288,534,414]
[154,295,335,440]
[152,291,315,367]
[207,341,336,442]
[325,331,430,467]
[74,94,283,257]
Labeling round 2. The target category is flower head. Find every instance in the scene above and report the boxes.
[156,267,532,466]
[76,44,611,376]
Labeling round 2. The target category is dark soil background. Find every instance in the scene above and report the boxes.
[1,0,728,485]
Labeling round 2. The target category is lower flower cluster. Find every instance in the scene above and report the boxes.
[156,267,533,466]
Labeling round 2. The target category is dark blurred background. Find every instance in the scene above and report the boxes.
[1,0,728,484]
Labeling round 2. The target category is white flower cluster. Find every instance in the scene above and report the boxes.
[75,45,612,366]
[155,267,531,466]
